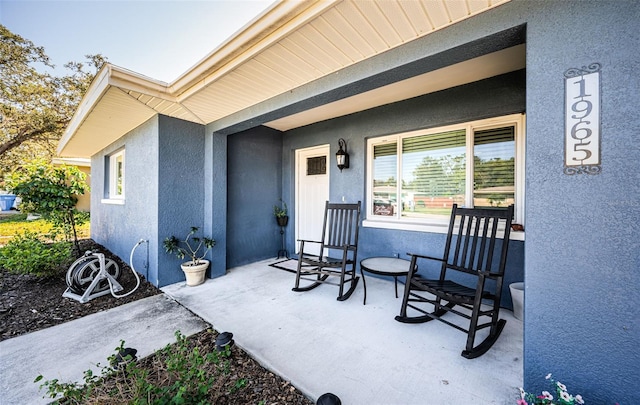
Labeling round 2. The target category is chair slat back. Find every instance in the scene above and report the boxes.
[322,201,361,250]
[443,204,513,276]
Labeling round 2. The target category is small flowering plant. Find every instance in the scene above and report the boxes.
[518,374,585,405]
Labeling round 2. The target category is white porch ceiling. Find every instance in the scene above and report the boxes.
[265,44,525,131]
[59,0,512,157]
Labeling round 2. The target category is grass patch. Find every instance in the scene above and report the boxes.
[0,213,90,246]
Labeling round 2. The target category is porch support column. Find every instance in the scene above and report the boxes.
[204,131,227,278]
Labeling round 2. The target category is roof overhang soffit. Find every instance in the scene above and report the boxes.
[58,0,512,158]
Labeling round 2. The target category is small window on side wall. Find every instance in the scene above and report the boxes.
[105,149,125,201]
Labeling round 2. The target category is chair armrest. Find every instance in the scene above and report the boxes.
[478,270,503,279]
[297,239,322,244]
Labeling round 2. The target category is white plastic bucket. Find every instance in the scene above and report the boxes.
[509,282,524,321]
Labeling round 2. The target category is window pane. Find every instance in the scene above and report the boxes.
[107,150,124,199]
[372,142,397,216]
[473,126,515,208]
[402,130,466,218]
[306,156,326,175]
[115,155,123,196]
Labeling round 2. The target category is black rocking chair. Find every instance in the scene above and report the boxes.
[395,204,514,359]
[293,201,361,301]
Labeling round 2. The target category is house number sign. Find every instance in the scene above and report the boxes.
[564,63,601,175]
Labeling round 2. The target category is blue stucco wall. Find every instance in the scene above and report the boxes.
[92,115,207,287]
[87,1,639,402]
[91,116,159,284]
[157,115,207,286]
[282,70,526,309]
[218,2,637,401]
[227,126,283,267]
[521,1,639,403]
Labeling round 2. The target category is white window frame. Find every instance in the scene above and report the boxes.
[364,114,525,240]
[101,149,125,205]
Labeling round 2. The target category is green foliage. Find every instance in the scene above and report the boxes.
[144,330,225,404]
[36,330,243,404]
[273,199,288,218]
[0,230,72,277]
[35,340,129,404]
[164,227,216,266]
[5,159,89,254]
[0,24,106,177]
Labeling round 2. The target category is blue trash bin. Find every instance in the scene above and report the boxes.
[0,195,17,211]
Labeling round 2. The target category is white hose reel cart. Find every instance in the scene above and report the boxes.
[62,240,147,303]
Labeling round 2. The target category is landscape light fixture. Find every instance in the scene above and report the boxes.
[336,138,349,172]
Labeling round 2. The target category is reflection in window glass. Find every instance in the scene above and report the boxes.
[372,142,397,216]
[402,130,466,219]
[366,115,523,224]
[115,154,124,196]
[473,127,515,208]
[107,149,125,199]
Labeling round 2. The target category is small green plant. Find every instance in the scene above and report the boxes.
[0,230,72,277]
[163,227,215,266]
[273,199,288,218]
[518,374,593,405]
[36,330,242,404]
[150,330,224,403]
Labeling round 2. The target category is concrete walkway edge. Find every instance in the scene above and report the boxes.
[0,294,208,404]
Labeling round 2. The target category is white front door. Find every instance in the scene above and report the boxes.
[295,144,330,256]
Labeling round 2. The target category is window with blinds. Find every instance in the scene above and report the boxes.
[366,114,523,224]
[372,142,397,216]
[473,127,515,208]
[401,129,466,218]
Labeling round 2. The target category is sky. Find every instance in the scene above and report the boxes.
[0,0,274,82]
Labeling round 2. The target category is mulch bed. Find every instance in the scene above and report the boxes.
[1,238,314,404]
[0,239,160,341]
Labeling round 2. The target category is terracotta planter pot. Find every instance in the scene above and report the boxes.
[180,259,209,286]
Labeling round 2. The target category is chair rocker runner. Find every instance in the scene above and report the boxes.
[395,204,514,359]
[293,201,361,301]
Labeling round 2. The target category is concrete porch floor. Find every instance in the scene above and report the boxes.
[162,258,523,405]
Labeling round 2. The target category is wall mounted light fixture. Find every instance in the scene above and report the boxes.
[336,138,349,172]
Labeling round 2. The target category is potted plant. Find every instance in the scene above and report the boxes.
[273,199,288,227]
[163,227,216,286]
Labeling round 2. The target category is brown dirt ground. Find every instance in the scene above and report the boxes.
[0,238,313,404]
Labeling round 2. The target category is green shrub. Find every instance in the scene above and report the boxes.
[0,231,72,277]
[36,330,245,404]
[5,159,90,254]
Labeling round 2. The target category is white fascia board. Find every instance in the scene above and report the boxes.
[52,157,91,167]
[57,65,113,156]
[57,1,342,157]
[57,64,175,156]
[170,0,339,100]
[109,65,172,97]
